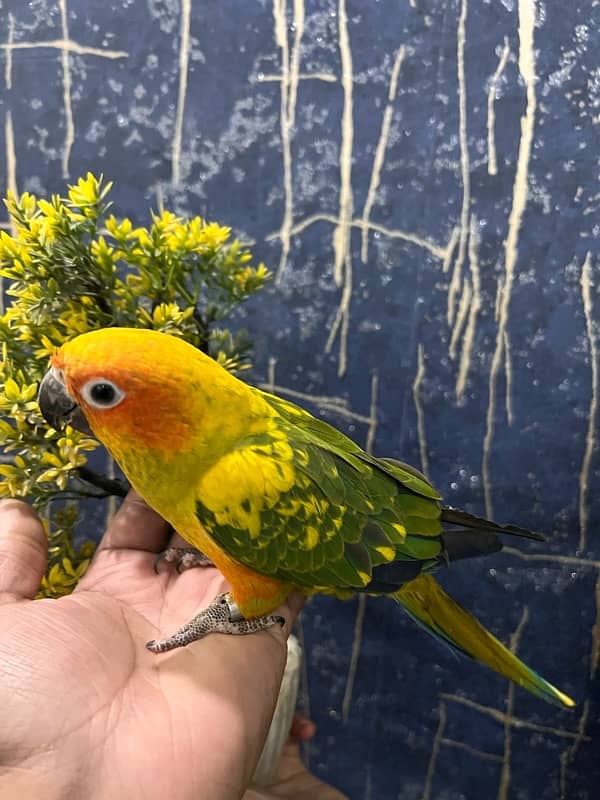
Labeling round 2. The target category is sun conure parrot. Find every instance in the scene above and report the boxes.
[37,327,574,707]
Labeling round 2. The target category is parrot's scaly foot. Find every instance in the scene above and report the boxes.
[153,546,214,574]
[146,593,285,654]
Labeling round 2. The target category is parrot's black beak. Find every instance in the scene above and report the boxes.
[38,369,94,436]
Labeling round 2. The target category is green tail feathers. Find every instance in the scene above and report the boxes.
[394,575,575,708]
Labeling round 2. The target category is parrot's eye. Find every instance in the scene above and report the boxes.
[80,378,125,410]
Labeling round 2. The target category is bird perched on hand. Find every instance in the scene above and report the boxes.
[38,327,574,707]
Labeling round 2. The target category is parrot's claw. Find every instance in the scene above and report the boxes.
[153,546,214,574]
[146,592,285,654]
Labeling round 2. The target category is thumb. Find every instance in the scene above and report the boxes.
[0,500,48,602]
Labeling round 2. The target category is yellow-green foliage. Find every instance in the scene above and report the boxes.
[0,173,270,596]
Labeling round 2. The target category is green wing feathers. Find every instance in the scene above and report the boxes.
[197,387,447,591]
[196,387,574,708]
[198,426,443,590]
[199,390,538,592]
[394,575,575,708]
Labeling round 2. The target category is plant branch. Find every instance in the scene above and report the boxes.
[76,466,129,497]
[193,307,211,354]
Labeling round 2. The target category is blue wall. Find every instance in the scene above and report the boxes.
[1,1,598,797]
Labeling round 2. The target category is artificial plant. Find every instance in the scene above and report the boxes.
[0,173,269,597]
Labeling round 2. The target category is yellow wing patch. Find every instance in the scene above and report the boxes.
[305,526,320,550]
[198,430,295,539]
[375,546,396,561]
[391,522,407,539]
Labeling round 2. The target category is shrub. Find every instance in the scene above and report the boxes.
[0,173,270,596]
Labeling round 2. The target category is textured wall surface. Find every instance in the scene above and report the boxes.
[1,1,598,797]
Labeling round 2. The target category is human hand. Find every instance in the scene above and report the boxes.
[0,493,306,800]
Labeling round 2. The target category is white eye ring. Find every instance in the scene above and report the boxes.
[80,378,126,410]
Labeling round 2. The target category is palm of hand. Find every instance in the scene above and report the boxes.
[0,496,293,800]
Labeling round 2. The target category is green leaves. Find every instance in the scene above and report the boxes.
[0,173,269,596]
